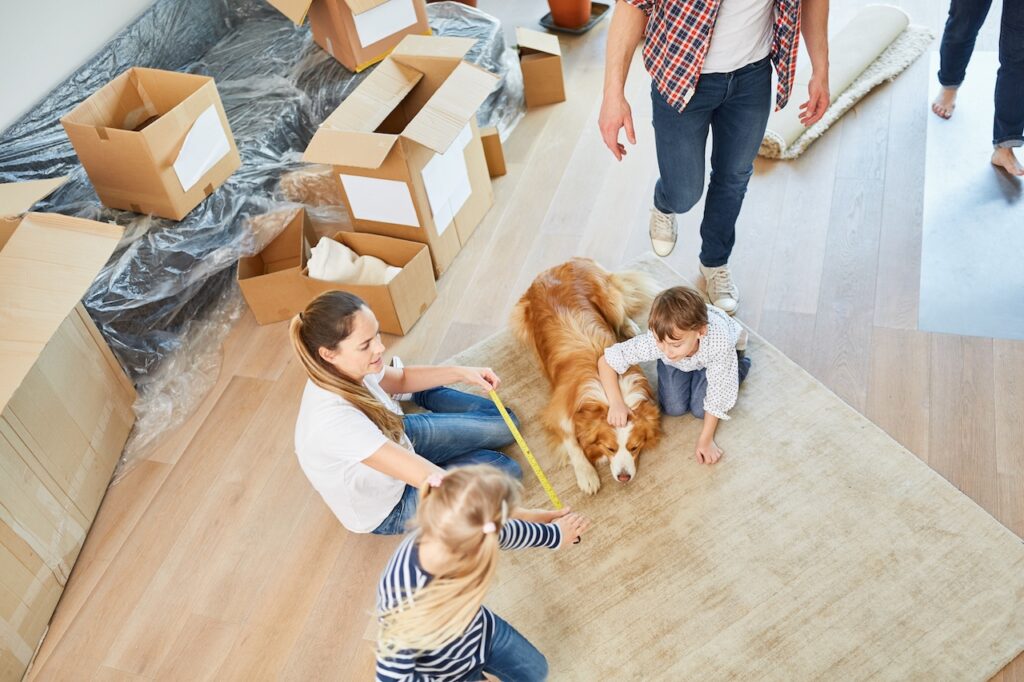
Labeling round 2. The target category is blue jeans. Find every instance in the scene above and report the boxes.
[652,57,772,267]
[371,387,522,535]
[938,0,1024,147]
[657,354,752,419]
[465,614,547,682]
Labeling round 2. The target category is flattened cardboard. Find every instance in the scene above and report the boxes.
[237,209,436,333]
[305,35,497,276]
[479,127,506,177]
[0,177,69,247]
[516,27,566,108]
[0,213,124,412]
[61,67,240,220]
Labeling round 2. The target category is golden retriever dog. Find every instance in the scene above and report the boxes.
[511,258,661,494]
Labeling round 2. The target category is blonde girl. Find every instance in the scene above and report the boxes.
[376,465,590,681]
[291,291,522,535]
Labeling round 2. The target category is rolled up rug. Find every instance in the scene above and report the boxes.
[759,5,933,160]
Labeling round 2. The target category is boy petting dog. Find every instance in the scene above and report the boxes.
[599,286,751,465]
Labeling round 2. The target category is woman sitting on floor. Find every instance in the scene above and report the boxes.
[290,290,522,536]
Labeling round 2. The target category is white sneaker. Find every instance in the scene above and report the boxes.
[649,207,677,257]
[699,263,739,315]
[390,356,413,401]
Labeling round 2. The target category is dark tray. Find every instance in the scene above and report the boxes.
[539,1,611,35]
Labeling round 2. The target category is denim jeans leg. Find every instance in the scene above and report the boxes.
[994,0,1024,146]
[410,387,520,450]
[651,79,720,216]
[700,58,772,268]
[480,614,549,682]
[938,0,994,87]
[403,413,522,479]
[657,360,695,417]
[371,484,420,536]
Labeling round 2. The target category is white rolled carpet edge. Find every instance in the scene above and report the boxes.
[760,5,935,160]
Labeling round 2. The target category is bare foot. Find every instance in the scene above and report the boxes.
[991,147,1024,176]
[931,87,957,119]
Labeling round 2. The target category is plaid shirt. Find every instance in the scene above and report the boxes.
[624,0,802,113]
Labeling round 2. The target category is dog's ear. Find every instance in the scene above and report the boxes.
[574,400,606,420]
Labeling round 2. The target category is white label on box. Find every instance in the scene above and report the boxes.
[354,0,418,49]
[421,124,474,235]
[173,105,231,193]
[340,174,420,227]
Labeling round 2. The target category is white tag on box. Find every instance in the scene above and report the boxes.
[354,0,418,49]
[173,105,231,193]
[421,124,474,235]
[340,174,420,227]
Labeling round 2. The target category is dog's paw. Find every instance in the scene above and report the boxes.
[574,464,601,495]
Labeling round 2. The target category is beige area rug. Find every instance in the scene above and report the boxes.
[445,255,1024,680]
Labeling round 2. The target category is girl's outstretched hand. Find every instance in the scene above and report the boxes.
[555,511,590,548]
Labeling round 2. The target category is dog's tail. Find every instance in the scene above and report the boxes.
[608,268,659,320]
[509,294,535,350]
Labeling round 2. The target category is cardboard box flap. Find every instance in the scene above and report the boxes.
[266,0,316,25]
[391,34,476,61]
[0,212,124,413]
[304,129,400,168]
[0,177,69,217]
[402,62,498,153]
[343,0,393,15]
[516,27,562,56]
[321,58,423,132]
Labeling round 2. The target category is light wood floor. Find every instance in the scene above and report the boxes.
[26,0,1023,679]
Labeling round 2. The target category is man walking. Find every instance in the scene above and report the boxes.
[599,0,830,314]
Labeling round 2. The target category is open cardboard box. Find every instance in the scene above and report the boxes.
[237,208,436,334]
[61,67,241,221]
[304,35,497,277]
[268,0,430,73]
[516,27,566,108]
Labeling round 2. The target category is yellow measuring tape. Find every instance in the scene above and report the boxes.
[488,390,564,510]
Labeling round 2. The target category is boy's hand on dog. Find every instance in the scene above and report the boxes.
[456,366,501,391]
[607,402,632,427]
[555,511,591,548]
[695,437,724,465]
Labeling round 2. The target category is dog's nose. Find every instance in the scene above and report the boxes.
[616,473,632,483]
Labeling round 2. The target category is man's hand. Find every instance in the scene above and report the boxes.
[799,73,830,126]
[599,94,637,161]
[695,436,724,465]
[607,401,633,427]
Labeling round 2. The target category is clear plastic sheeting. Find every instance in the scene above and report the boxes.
[0,0,523,468]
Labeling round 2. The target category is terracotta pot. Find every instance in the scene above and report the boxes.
[547,0,591,28]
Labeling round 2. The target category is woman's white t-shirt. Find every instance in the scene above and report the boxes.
[294,368,412,533]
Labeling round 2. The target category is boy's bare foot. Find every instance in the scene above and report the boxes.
[931,87,957,119]
[991,147,1024,176]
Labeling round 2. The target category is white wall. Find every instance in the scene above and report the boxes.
[0,0,155,131]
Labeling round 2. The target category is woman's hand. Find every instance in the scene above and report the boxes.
[454,366,501,392]
[555,511,591,548]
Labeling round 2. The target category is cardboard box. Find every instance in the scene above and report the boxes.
[480,126,506,177]
[0,182,135,679]
[61,67,241,221]
[304,35,498,277]
[516,27,566,108]
[237,208,436,334]
[268,0,430,72]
